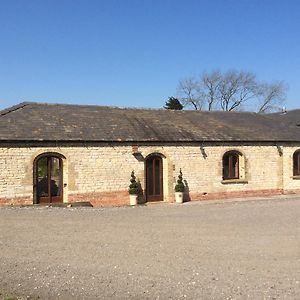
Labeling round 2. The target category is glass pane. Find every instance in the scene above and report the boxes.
[294,153,300,176]
[148,161,153,195]
[223,156,229,179]
[155,159,160,195]
[51,157,61,196]
[37,157,48,197]
[232,155,238,178]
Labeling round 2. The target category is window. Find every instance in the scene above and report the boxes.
[223,151,240,180]
[33,152,65,204]
[293,150,300,176]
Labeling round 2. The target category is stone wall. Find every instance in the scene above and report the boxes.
[0,143,299,206]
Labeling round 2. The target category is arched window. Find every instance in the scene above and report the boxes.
[34,153,64,204]
[293,150,300,176]
[223,151,240,180]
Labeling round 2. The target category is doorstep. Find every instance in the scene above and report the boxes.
[11,201,93,208]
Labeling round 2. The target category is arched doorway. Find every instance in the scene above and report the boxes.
[146,155,163,202]
[35,155,63,204]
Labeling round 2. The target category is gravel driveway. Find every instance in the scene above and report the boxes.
[1,197,300,299]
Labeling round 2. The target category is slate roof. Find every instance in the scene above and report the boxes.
[1,102,300,142]
[267,109,300,127]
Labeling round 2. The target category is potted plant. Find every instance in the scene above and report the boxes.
[175,169,184,203]
[128,170,139,206]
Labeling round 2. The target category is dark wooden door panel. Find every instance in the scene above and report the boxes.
[38,196,51,204]
[146,156,163,202]
[51,196,62,203]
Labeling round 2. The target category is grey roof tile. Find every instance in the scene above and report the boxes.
[0,102,300,142]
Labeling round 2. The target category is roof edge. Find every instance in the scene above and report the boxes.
[0,102,33,116]
[0,139,299,144]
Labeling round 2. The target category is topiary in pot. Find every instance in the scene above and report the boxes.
[129,171,139,194]
[129,171,139,205]
[175,169,185,192]
[175,169,184,203]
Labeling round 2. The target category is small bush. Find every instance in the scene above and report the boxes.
[128,171,139,195]
[175,169,185,192]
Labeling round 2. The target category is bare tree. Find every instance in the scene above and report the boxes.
[202,70,221,111]
[177,77,204,110]
[175,70,287,112]
[219,70,257,111]
[256,81,287,113]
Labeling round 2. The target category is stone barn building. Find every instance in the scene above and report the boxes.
[0,102,300,206]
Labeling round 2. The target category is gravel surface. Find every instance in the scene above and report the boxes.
[0,197,300,299]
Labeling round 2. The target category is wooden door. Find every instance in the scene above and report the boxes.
[146,156,163,202]
[36,156,63,204]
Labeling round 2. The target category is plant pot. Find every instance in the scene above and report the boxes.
[129,194,138,206]
[175,192,184,203]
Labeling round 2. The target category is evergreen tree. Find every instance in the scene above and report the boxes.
[164,97,183,110]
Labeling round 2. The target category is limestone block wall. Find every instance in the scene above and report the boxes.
[282,145,300,193]
[139,145,284,201]
[0,147,33,204]
[0,145,143,206]
[0,143,299,206]
[66,145,143,205]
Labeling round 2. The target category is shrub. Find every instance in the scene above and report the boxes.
[175,169,185,192]
[128,171,139,195]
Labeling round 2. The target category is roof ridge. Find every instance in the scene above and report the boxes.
[0,101,265,114]
[1,101,299,117]
[26,101,172,111]
[2,101,168,111]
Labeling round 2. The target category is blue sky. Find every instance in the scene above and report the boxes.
[0,0,299,110]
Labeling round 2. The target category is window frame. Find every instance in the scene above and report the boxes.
[293,150,300,176]
[222,150,240,180]
[33,152,65,204]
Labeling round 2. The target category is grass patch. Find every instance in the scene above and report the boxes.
[3,296,18,300]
